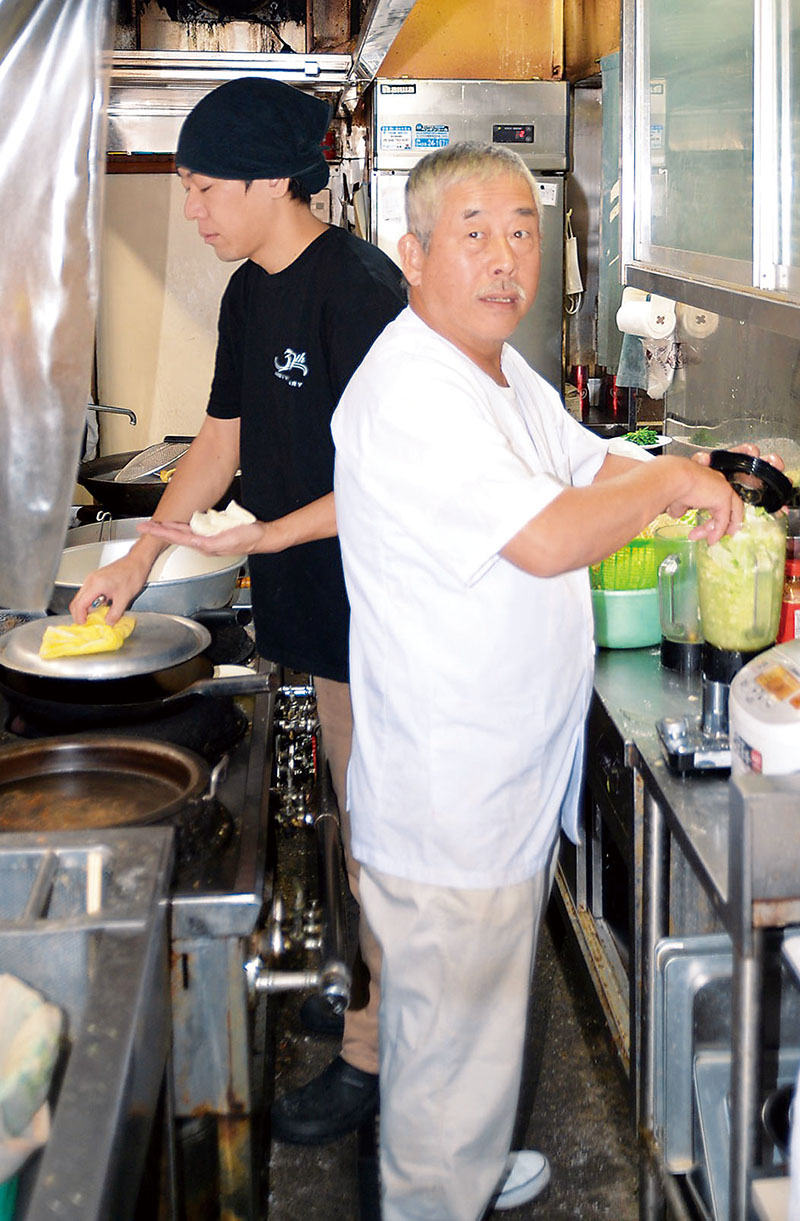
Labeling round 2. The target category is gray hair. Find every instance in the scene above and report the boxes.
[405,141,542,252]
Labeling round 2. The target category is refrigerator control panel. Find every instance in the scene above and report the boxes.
[492,124,534,145]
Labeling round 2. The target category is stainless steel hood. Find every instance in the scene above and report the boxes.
[348,0,418,85]
[108,0,419,153]
[109,51,350,154]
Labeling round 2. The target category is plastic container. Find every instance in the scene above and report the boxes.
[0,1176,17,1221]
[591,587,661,649]
[697,506,787,651]
[590,538,659,591]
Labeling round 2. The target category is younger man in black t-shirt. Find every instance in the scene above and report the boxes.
[71,77,406,1144]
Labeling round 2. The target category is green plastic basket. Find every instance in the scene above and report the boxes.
[590,538,659,591]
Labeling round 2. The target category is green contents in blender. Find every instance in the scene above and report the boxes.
[697,506,786,651]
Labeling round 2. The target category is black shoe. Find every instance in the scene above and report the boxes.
[271,1056,379,1145]
[299,993,346,1038]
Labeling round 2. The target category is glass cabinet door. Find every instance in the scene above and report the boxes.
[634,0,754,285]
[628,0,800,310]
[770,0,800,294]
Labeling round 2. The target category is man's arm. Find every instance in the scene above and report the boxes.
[501,453,743,578]
[70,415,240,623]
[139,491,337,556]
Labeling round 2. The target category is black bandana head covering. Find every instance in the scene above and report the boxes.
[176,77,331,193]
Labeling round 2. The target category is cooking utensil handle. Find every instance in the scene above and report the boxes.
[175,672,279,701]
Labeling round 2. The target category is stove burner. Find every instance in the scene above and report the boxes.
[7,696,249,763]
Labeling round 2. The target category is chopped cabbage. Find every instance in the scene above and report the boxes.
[696,506,786,650]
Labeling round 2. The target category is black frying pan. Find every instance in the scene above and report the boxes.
[0,612,275,726]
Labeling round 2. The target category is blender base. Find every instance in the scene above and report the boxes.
[660,638,703,675]
[656,715,731,776]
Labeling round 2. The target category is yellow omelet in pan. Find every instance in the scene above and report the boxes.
[39,606,136,660]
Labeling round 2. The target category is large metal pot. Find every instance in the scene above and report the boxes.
[77,447,240,518]
[65,516,148,546]
[50,539,244,616]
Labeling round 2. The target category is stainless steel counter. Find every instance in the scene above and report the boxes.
[588,645,800,1221]
[592,646,731,912]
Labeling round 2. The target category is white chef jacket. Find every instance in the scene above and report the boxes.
[332,307,611,889]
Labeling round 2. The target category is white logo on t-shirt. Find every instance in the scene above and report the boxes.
[274,348,309,387]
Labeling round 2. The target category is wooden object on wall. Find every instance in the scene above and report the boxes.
[107,154,175,174]
[380,0,563,81]
[564,0,620,83]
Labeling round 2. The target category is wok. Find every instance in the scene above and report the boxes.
[0,612,275,726]
[0,735,213,831]
[50,539,244,616]
[77,441,240,517]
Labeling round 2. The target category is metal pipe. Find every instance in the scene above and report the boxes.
[250,968,322,994]
[313,737,351,1014]
[92,403,137,425]
[729,930,765,1221]
[638,786,670,1220]
[22,850,58,921]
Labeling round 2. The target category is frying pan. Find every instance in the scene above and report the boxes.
[0,735,213,831]
[0,612,275,726]
[77,442,240,518]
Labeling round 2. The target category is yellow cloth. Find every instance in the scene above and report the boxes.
[39,607,136,660]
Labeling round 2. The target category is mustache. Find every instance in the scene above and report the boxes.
[477,281,529,303]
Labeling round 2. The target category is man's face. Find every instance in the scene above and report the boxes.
[178,168,271,263]
[400,172,541,373]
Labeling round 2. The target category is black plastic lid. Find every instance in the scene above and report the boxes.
[708,450,793,514]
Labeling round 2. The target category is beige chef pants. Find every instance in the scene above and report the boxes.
[360,849,556,1221]
[313,677,381,1076]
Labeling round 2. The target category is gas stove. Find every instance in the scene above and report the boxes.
[0,608,278,1219]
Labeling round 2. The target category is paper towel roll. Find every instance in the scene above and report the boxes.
[675,302,719,341]
[615,288,676,341]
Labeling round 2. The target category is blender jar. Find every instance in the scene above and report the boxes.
[654,524,702,671]
[697,504,787,651]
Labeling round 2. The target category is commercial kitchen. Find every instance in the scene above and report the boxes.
[1,1,800,1219]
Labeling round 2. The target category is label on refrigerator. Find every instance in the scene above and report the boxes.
[413,124,450,150]
[378,124,450,152]
[537,181,558,207]
[379,125,414,152]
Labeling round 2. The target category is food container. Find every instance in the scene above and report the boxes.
[590,538,659,591]
[591,588,661,649]
[49,539,244,617]
[654,524,704,672]
[697,506,787,652]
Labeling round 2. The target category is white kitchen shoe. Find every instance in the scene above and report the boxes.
[493,1150,551,1211]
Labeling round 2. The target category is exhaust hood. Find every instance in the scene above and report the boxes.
[109,51,351,153]
[108,0,419,153]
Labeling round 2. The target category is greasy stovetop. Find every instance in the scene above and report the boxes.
[0,611,275,930]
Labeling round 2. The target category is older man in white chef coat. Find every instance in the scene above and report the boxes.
[331,141,742,1220]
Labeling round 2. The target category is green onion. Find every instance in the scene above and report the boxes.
[623,426,661,446]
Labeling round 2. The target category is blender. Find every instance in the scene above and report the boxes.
[654,524,703,675]
[657,452,792,774]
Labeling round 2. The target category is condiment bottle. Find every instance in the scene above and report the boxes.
[778,558,800,642]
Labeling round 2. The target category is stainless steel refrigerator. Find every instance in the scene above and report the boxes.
[368,78,570,389]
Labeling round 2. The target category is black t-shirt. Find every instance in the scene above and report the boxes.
[207,225,405,681]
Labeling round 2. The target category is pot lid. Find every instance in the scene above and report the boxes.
[0,612,211,681]
[709,450,793,514]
